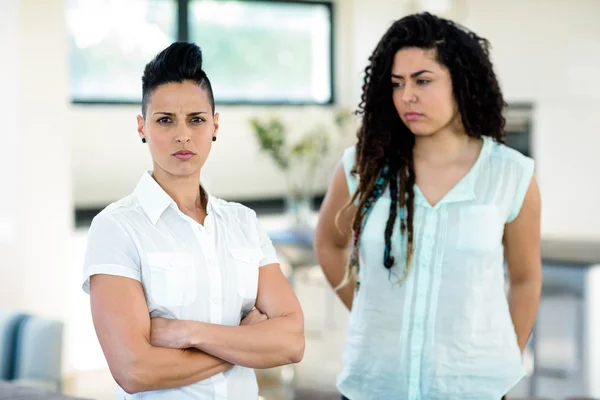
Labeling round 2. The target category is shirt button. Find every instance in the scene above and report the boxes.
[212,297,219,305]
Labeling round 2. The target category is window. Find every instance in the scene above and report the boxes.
[189,1,332,104]
[67,0,334,105]
[67,0,177,103]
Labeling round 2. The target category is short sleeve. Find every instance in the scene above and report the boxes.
[507,156,535,223]
[82,212,141,294]
[253,213,279,268]
[342,145,359,202]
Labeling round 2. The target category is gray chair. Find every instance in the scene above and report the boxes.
[0,308,64,392]
[12,314,64,392]
[0,309,28,380]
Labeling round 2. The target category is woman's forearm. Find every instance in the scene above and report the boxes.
[122,346,231,394]
[316,245,355,310]
[185,313,304,369]
[508,278,542,352]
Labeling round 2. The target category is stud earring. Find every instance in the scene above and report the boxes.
[212,136,217,142]
[141,138,146,143]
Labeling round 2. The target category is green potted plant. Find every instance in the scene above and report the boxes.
[249,108,351,230]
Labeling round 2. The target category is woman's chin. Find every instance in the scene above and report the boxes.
[410,128,437,137]
[402,120,435,137]
[161,164,202,178]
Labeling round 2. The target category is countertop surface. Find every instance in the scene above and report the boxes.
[541,238,600,266]
[268,230,600,267]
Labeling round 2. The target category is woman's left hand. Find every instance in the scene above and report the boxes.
[150,317,191,349]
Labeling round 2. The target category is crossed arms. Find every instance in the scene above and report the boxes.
[89,263,304,394]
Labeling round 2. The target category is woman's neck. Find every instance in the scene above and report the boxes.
[413,128,473,166]
[151,169,205,215]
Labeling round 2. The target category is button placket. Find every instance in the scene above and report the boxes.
[193,224,223,325]
[408,209,438,398]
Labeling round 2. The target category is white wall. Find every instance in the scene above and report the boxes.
[0,0,72,321]
[350,0,416,105]
[0,0,75,379]
[459,0,600,239]
[0,0,23,311]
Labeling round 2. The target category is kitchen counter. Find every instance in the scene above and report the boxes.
[541,238,600,265]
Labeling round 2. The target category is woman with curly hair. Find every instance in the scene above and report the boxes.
[315,12,541,399]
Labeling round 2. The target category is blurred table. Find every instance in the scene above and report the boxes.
[258,213,318,283]
[268,228,315,286]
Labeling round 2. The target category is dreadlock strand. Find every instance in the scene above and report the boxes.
[383,164,399,269]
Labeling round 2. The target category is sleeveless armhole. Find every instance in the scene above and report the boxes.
[507,156,535,223]
[342,146,359,205]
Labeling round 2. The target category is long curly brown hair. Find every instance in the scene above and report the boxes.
[340,12,506,287]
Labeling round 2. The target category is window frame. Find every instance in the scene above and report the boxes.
[69,0,336,106]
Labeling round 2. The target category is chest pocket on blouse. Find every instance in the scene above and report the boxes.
[147,252,197,307]
[230,248,261,307]
[457,205,504,251]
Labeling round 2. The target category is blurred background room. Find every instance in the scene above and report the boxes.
[1,0,600,399]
